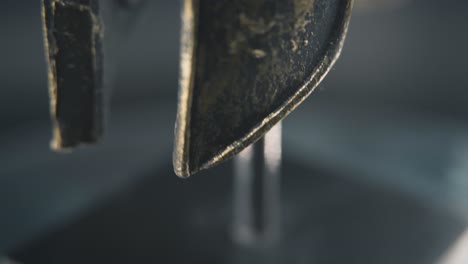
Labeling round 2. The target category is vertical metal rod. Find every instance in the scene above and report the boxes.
[233,123,282,247]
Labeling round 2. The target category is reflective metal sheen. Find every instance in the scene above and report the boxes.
[174,0,354,177]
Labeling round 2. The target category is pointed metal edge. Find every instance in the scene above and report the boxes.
[173,0,354,178]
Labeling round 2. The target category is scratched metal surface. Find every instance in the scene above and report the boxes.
[42,0,103,149]
[42,0,148,149]
[175,0,352,176]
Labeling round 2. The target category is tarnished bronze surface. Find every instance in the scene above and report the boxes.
[42,0,146,150]
[174,0,354,177]
[42,0,103,150]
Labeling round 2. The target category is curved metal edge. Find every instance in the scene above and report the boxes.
[174,0,354,177]
[173,0,198,178]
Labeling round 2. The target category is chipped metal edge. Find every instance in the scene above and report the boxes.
[42,0,62,149]
[42,0,103,151]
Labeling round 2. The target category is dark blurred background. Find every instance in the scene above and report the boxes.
[1,0,468,263]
